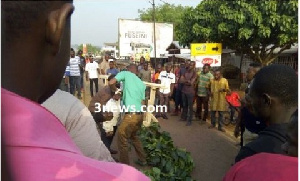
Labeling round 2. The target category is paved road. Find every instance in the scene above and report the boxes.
[82,79,240,181]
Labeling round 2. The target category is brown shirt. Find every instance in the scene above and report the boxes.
[182,70,197,94]
[88,86,112,112]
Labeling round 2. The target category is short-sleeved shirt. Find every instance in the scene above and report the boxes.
[158,71,175,94]
[181,70,197,94]
[69,56,81,76]
[85,62,99,79]
[208,77,229,111]
[107,68,119,76]
[197,71,213,97]
[139,69,151,82]
[115,71,146,112]
[100,60,110,75]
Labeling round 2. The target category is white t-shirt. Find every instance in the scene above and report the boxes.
[158,71,176,94]
[85,62,99,79]
[69,56,81,76]
[102,98,121,133]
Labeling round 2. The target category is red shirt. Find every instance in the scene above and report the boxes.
[225,92,241,107]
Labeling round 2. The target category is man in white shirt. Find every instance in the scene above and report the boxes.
[156,63,175,119]
[85,56,100,97]
[100,90,122,154]
[69,48,82,99]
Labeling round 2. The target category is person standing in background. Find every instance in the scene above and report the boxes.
[106,59,119,76]
[69,48,82,99]
[85,56,100,97]
[207,69,230,132]
[78,49,86,91]
[59,62,70,92]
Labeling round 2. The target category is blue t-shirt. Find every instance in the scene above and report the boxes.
[107,68,119,76]
[242,107,267,134]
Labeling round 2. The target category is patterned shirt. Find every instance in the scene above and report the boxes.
[197,71,213,97]
[69,56,81,76]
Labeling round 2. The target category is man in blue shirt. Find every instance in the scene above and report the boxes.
[106,60,119,76]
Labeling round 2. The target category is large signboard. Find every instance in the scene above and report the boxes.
[119,19,173,61]
[191,43,222,67]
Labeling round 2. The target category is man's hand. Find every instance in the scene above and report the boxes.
[106,131,114,137]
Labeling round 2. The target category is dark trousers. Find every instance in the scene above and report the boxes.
[99,124,117,150]
[69,76,81,97]
[196,96,209,121]
[89,78,99,97]
[80,73,84,89]
[175,88,182,110]
[181,92,194,123]
[159,92,169,115]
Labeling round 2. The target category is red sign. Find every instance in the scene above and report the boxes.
[202,58,214,64]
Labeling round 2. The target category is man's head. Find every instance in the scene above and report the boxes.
[140,56,145,64]
[185,60,190,68]
[246,62,262,82]
[156,65,162,73]
[188,61,195,71]
[109,61,114,69]
[89,56,94,63]
[2,1,74,103]
[78,49,83,56]
[104,54,110,61]
[166,63,172,73]
[282,110,298,157]
[203,64,211,74]
[214,69,222,80]
[70,48,75,58]
[113,90,122,101]
[143,62,148,71]
[127,64,138,75]
[247,64,298,123]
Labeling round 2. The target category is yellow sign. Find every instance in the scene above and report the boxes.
[191,43,222,56]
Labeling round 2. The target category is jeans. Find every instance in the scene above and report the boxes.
[196,96,209,121]
[210,111,224,129]
[89,78,99,97]
[117,114,146,164]
[69,76,81,98]
[181,92,194,123]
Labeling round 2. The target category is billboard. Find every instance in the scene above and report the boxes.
[119,19,173,61]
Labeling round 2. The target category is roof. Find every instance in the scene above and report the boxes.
[166,41,188,51]
[104,42,118,47]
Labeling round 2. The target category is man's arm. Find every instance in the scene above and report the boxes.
[97,68,100,75]
[108,78,118,92]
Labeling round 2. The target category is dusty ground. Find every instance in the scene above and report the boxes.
[81,79,240,181]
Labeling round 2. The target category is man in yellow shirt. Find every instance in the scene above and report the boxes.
[207,69,230,132]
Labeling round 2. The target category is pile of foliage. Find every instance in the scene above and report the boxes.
[138,123,194,181]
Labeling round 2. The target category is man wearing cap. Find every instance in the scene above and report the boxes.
[109,64,147,166]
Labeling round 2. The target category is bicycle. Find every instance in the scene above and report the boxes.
[222,91,241,126]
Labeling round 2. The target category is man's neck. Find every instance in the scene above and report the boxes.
[269,106,297,125]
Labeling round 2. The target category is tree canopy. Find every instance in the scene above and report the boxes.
[138,3,191,40]
[177,0,298,65]
[77,44,101,56]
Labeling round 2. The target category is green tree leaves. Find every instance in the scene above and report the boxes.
[177,0,298,65]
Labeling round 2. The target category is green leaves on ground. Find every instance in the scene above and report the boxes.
[138,123,195,181]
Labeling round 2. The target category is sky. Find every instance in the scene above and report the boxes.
[71,0,201,47]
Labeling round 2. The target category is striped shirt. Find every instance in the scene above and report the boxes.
[69,56,81,76]
[197,71,213,96]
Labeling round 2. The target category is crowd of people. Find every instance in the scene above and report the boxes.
[2,1,298,181]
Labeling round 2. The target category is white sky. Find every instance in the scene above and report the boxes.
[71,0,201,46]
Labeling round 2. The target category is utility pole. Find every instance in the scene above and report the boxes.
[150,0,157,68]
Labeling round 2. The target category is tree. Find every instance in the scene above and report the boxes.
[138,3,191,40]
[77,44,101,55]
[177,0,298,65]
